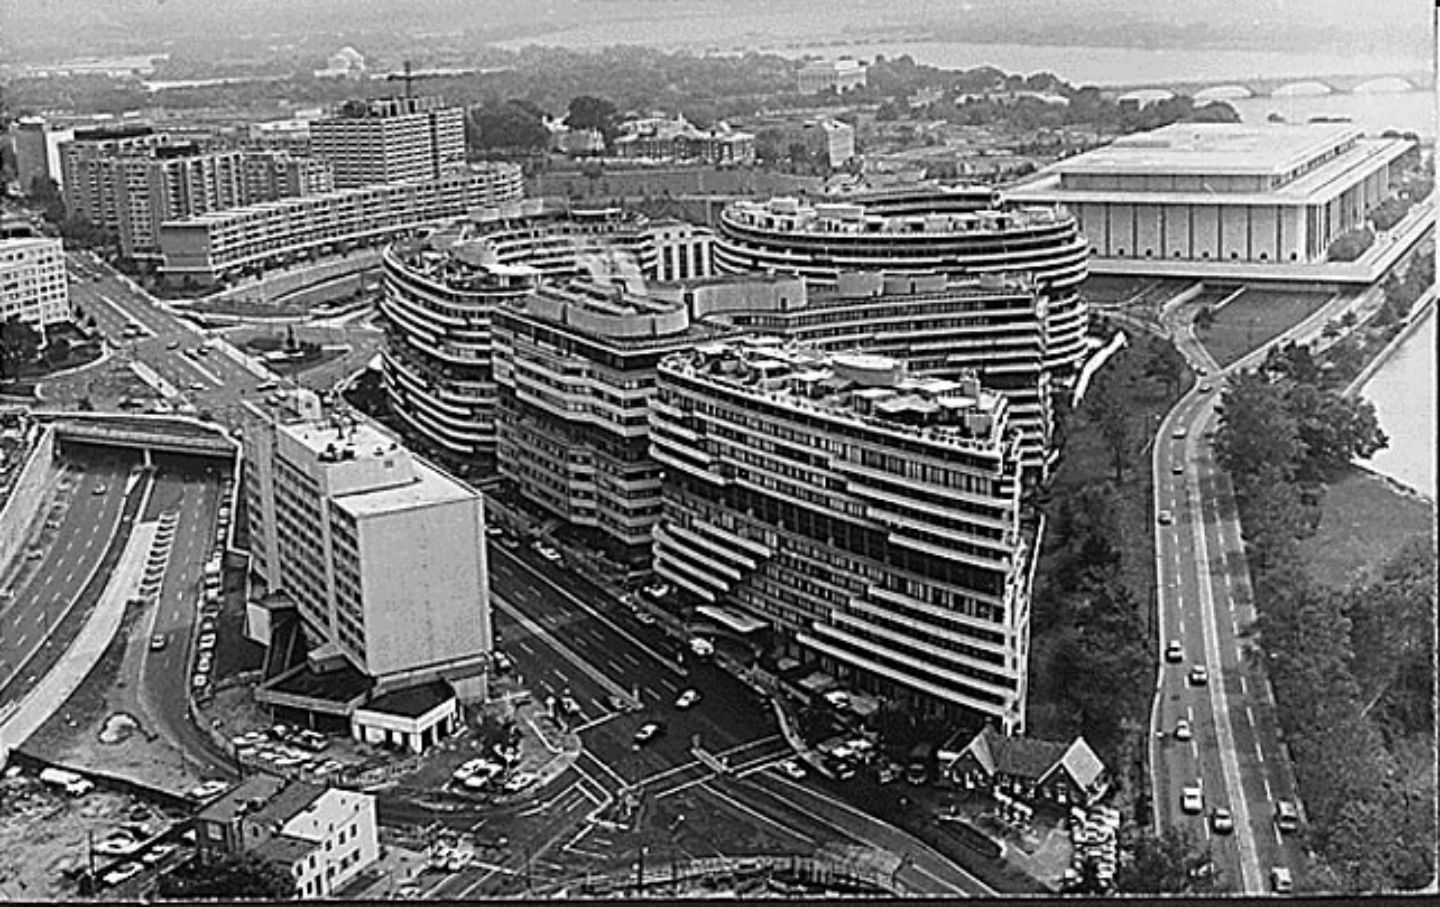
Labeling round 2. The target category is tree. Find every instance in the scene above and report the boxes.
[1214,371,1302,491]
[1192,305,1215,332]
[1116,827,1219,894]
[1327,226,1375,262]
[468,101,550,152]
[1284,383,1387,480]
[0,317,41,381]
[158,851,294,900]
[566,95,619,144]
[27,174,66,224]
[1142,341,1185,396]
[1086,377,1131,483]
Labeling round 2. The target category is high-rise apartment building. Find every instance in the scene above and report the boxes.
[9,117,75,192]
[58,125,167,234]
[309,96,466,188]
[493,281,717,568]
[242,150,335,201]
[0,236,70,327]
[379,201,655,469]
[243,393,492,704]
[652,338,1034,731]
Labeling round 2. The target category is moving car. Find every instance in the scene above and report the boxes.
[149,634,167,652]
[1181,783,1204,814]
[633,722,663,745]
[1274,799,1301,833]
[1210,807,1234,834]
[1172,427,1188,440]
[1172,463,1185,475]
[1189,665,1209,686]
[674,689,700,709]
[1157,510,1174,526]
[1270,866,1294,894]
[93,482,107,495]
[1174,718,1192,741]
[1165,640,1184,663]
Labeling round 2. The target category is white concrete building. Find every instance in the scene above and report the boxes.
[243,393,492,703]
[310,96,466,189]
[1009,122,1416,273]
[0,236,70,327]
[646,219,715,282]
[197,774,378,898]
[798,59,868,95]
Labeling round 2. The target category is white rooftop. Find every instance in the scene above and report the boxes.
[1051,122,1363,177]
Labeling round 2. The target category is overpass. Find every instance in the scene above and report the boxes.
[35,412,238,462]
[1110,71,1432,103]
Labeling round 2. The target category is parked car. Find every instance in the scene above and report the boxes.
[502,771,537,793]
[141,843,178,866]
[634,722,663,745]
[675,689,700,710]
[491,651,514,674]
[779,759,807,780]
[188,779,230,801]
[101,862,143,887]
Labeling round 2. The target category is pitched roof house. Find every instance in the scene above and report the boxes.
[944,726,1109,806]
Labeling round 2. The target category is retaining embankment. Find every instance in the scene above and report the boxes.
[1343,292,1437,398]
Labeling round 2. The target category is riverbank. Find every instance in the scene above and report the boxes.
[1299,465,1435,591]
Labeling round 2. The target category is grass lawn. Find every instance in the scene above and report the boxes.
[1299,466,1436,590]
[1195,289,1332,367]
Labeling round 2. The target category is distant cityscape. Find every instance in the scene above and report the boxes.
[0,15,1434,903]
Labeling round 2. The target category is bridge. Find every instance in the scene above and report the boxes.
[1111,70,1432,103]
[36,412,239,461]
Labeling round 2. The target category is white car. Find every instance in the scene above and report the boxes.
[95,834,141,856]
[779,759,807,780]
[197,633,216,651]
[141,843,178,866]
[634,722,663,745]
[102,862,144,887]
[675,689,700,709]
[537,545,562,563]
[189,779,230,801]
[503,771,537,793]
[1181,783,1204,814]
[1174,718,1193,741]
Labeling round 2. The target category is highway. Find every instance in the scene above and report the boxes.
[1148,290,1360,893]
[0,454,141,708]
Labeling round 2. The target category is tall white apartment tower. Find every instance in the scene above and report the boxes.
[309,96,467,188]
[243,393,492,700]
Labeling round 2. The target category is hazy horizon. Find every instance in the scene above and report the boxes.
[2,0,1433,66]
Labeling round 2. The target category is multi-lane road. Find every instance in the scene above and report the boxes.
[0,456,141,709]
[1148,290,1370,893]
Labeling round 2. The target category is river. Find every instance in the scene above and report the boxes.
[1359,306,1437,500]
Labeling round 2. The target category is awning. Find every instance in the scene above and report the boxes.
[696,604,770,635]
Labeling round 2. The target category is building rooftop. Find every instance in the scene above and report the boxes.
[1049,122,1362,177]
[721,195,1069,236]
[669,338,1010,450]
[253,835,314,867]
[196,773,289,825]
[358,679,456,718]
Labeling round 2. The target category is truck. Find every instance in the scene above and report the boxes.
[906,742,935,786]
[39,767,95,797]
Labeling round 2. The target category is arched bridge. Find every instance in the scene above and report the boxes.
[39,412,238,461]
[1114,70,1432,103]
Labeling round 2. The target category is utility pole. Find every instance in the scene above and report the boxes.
[634,845,646,896]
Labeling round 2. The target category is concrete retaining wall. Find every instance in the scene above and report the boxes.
[211,251,382,305]
[0,424,56,574]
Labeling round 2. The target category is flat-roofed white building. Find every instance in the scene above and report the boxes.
[798,59,868,95]
[1009,122,1416,271]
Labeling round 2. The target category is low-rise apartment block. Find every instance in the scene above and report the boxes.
[195,774,378,898]
[158,162,524,288]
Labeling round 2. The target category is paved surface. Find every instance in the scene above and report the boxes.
[0,457,139,708]
[1148,290,1352,893]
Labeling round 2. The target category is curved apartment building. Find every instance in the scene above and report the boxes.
[713,187,1090,378]
[652,338,1034,731]
[380,201,656,468]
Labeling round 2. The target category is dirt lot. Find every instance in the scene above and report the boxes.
[0,772,183,901]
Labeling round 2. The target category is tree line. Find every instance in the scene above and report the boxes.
[1214,360,1434,892]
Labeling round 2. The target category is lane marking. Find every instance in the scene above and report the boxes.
[1244,707,1255,726]
[1255,740,1264,762]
